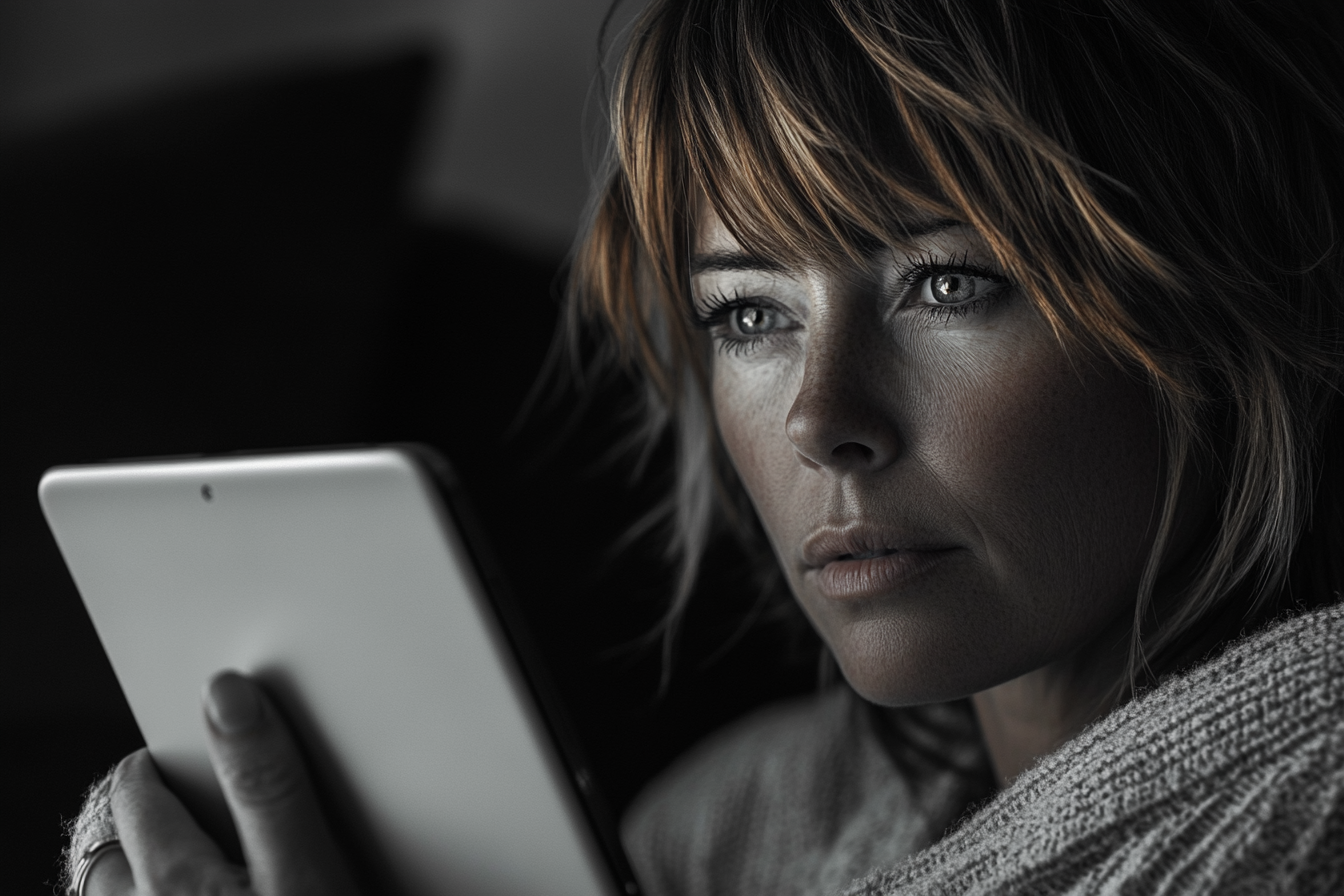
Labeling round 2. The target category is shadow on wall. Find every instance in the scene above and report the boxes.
[0,50,820,894]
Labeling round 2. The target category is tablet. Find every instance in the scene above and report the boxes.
[39,445,638,896]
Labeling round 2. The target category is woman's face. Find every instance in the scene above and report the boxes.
[694,209,1166,705]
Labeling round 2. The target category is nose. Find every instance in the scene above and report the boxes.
[784,324,904,473]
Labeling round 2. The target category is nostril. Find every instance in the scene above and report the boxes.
[831,442,875,463]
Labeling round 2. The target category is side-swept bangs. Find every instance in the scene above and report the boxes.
[572,0,1344,695]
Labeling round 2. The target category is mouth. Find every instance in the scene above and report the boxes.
[802,527,955,568]
[841,548,901,561]
[802,527,958,600]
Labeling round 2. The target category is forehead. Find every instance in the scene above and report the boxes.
[690,210,788,276]
[692,205,744,251]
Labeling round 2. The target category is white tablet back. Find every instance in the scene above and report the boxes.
[39,447,626,896]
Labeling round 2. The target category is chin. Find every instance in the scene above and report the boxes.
[822,612,1017,708]
[836,660,971,708]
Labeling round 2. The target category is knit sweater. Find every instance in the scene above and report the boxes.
[622,603,1344,895]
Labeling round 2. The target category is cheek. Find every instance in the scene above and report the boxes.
[914,330,1162,639]
[712,360,801,526]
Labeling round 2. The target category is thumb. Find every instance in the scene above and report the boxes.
[203,671,360,896]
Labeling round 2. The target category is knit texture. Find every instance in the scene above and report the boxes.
[624,604,1344,896]
[62,766,118,894]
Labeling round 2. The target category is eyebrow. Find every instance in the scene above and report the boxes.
[688,218,964,276]
[689,251,789,276]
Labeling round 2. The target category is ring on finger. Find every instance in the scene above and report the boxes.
[70,837,123,896]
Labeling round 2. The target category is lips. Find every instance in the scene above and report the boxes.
[803,526,958,600]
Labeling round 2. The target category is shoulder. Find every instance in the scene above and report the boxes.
[846,602,1344,895]
[623,687,857,844]
[620,688,859,896]
[622,688,968,896]
[628,685,859,809]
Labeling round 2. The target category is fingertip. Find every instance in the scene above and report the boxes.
[110,748,154,792]
[204,670,264,736]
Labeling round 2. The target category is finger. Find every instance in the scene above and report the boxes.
[203,671,359,896]
[83,847,134,896]
[109,749,251,894]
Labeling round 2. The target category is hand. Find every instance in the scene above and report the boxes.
[87,672,362,896]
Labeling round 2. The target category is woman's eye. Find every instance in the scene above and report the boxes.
[691,294,795,354]
[731,305,780,335]
[923,272,991,305]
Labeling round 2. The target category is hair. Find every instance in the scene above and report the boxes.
[568,0,1344,703]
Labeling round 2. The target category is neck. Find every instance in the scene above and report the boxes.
[971,616,1131,787]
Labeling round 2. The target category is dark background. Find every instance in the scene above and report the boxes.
[0,44,821,894]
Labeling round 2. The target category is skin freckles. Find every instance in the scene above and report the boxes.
[693,209,1176,782]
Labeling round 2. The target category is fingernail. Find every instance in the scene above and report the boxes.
[205,671,262,734]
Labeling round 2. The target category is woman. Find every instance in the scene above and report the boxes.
[67,0,1344,893]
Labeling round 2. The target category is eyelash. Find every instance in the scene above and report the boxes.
[691,255,1015,355]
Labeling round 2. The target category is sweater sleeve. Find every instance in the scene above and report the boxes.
[62,767,119,894]
[843,603,1344,895]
